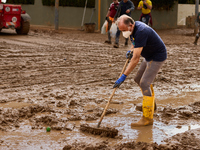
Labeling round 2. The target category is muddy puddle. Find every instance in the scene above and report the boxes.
[0,27,200,149]
[0,91,200,149]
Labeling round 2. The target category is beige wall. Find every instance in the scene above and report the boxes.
[20,0,178,30]
[178,4,200,25]
[20,0,98,29]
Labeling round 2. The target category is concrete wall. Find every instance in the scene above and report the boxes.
[132,5,178,29]
[21,0,98,29]
[20,0,178,30]
[177,4,200,26]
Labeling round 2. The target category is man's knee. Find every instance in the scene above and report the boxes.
[140,80,150,90]
[140,81,151,95]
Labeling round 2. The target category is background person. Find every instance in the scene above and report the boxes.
[137,0,152,26]
[104,0,119,44]
[113,0,135,48]
[194,12,200,45]
[113,15,167,127]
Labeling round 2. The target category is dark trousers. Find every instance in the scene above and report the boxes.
[140,14,150,25]
[107,19,112,41]
[134,59,165,96]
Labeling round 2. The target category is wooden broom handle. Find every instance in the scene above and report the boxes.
[97,59,129,128]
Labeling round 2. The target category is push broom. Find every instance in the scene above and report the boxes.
[80,58,130,138]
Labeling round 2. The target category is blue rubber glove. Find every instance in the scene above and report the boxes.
[126,50,133,59]
[113,74,127,88]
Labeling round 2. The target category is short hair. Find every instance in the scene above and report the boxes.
[117,15,134,27]
[124,16,134,26]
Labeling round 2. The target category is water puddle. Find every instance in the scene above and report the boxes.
[155,123,200,138]
[0,91,199,149]
[157,91,200,108]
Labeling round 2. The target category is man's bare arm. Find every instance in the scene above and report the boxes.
[106,10,110,17]
[124,47,143,76]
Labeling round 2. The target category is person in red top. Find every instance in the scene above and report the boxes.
[105,0,119,44]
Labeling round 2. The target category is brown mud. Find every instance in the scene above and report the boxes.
[0,26,200,149]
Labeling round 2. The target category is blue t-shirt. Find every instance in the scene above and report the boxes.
[119,0,134,16]
[130,21,167,61]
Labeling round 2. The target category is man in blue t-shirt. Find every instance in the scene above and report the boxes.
[113,0,135,48]
[113,15,167,127]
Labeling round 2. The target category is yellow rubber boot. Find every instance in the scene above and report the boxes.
[150,84,154,97]
[131,95,155,127]
[137,84,156,111]
[150,84,157,111]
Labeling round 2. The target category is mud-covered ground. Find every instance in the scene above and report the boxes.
[0,26,200,150]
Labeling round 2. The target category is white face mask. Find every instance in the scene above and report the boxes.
[122,28,132,38]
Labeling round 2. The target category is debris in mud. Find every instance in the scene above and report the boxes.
[114,141,180,150]
[159,101,200,123]
[63,141,108,150]
[67,114,82,121]
[46,100,56,104]
[164,128,200,150]
[32,115,75,131]
[84,107,119,120]
[62,140,179,150]
[84,114,98,121]
[80,124,118,138]
[161,105,177,117]
[114,141,156,150]
[34,115,59,126]
[68,91,75,98]
[68,99,79,107]
[95,99,105,104]
[0,126,6,131]
[0,99,7,103]
[104,107,119,115]
[155,76,171,83]
[179,109,193,117]
[56,101,66,107]
[51,122,75,131]
[64,127,200,150]
[18,104,52,118]
[55,94,66,100]
[63,145,72,150]
[0,104,53,131]
[31,125,43,130]
[65,123,75,131]
[91,107,119,117]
